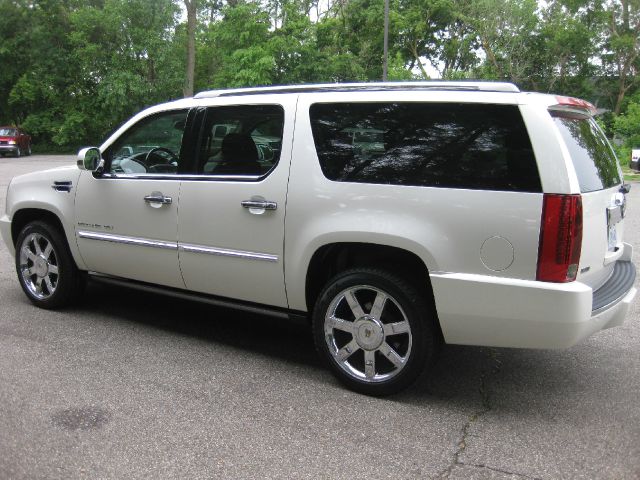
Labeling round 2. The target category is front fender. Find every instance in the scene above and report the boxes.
[5,166,86,270]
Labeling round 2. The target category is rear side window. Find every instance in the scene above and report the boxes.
[196,104,284,177]
[552,114,621,193]
[309,102,541,192]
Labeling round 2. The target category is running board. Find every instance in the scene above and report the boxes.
[88,272,308,323]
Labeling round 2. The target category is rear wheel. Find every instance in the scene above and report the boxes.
[15,221,85,309]
[26,144,32,156]
[312,268,438,396]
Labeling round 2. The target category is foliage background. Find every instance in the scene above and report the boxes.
[0,0,638,162]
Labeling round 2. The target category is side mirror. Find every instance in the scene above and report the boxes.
[77,147,105,177]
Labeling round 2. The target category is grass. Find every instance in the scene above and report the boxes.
[622,165,640,182]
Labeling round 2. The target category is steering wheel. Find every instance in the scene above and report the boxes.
[144,147,178,164]
[144,147,179,173]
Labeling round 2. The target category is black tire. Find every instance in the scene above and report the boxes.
[15,147,21,158]
[26,144,32,156]
[15,221,85,309]
[312,268,439,396]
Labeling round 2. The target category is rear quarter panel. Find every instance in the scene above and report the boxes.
[285,92,544,312]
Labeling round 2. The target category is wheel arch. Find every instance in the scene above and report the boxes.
[305,242,442,336]
[11,208,65,247]
[10,208,86,270]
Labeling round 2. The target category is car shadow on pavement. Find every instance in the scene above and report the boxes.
[75,280,588,407]
[79,281,322,368]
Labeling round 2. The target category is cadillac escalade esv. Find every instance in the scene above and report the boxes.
[1,82,636,395]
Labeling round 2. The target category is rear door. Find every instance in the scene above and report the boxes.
[551,111,626,289]
[177,97,296,308]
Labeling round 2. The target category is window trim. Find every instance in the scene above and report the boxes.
[98,173,271,182]
[308,101,542,193]
[103,108,191,178]
[192,103,286,182]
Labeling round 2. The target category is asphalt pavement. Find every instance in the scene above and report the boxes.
[0,155,638,479]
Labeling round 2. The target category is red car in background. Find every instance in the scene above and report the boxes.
[0,126,31,157]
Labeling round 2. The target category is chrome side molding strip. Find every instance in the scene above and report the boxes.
[78,231,278,262]
[179,243,279,262]
[77,231,177,250]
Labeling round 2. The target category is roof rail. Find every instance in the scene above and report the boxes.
[193,81,520,99]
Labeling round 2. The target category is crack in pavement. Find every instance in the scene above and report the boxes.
[437,347,519,479]
[461,462,544,479]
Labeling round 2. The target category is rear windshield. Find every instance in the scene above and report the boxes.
[552,115,621,192]
[309,102,542,192]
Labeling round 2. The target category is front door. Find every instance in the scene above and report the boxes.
[177,99,296,307]
[75,109,189,289]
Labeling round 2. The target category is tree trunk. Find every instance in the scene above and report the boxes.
[611,0,638,115]
[183,0,197,98]
[481,37,503,78]
[410,43,429,79]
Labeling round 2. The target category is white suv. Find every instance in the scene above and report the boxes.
[1,82,636,395]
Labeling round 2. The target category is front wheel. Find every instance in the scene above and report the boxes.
[312,268,438,396]
[15,221,85,309]
[15,147,21,158]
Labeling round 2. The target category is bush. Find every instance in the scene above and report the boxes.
[613,96,640,167]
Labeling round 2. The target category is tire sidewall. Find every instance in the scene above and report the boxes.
[15,221,79,309]
[312,269,435,396]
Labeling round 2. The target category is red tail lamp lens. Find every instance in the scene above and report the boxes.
[537,194,583,282]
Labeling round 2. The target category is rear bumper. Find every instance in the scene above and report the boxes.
[432,245,637,349]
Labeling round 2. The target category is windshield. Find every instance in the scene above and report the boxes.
[0,128,17,136]
[552,114,621,192]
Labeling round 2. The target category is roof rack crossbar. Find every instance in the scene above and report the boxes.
[194,81,520,99]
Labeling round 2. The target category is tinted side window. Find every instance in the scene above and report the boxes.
[552,114,621,193]
[196,105,284,177]
[309,102,541,192]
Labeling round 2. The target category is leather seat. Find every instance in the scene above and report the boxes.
[213,133,262,175]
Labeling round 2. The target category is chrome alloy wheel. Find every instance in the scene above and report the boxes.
[19,233,59,299]
[324,285,412,383]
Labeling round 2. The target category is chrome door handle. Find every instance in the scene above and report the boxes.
[241,200,277,210]
[144,192,172,205]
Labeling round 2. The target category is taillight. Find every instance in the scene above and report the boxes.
[537,194,583,282]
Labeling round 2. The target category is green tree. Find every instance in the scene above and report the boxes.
[613,93,640,164]
[201,2,274,87]
[463,0,540,84]
[68,0,183,143]
[603,0,640,114]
